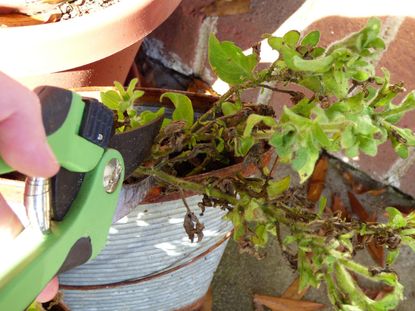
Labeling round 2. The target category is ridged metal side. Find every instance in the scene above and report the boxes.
[60,195,232,310]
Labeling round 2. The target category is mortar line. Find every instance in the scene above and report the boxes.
[383,149,415,187]
[372,16,405,67]
[193,16,218,78]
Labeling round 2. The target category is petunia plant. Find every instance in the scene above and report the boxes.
[102,18,415,310]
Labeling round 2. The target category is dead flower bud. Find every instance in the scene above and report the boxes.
[183,211,205,243]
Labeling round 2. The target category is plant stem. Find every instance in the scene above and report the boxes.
[135,166,240,206]
[257,83,304,98]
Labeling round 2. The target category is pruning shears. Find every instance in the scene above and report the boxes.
[0,86,162,311]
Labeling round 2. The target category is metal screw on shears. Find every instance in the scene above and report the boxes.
[103,158,123,193]
[24,177,52,234]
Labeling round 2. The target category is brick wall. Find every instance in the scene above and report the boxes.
[138,0,415,198]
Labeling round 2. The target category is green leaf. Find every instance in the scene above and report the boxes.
[386,207,407,229]
[298,249,318,290]
[267,176,291,200]
[345,143,359,158]
[137,108,165,127]
[380,91,415,120]
[356,115,378,135]
[245,200,259,221]
[291,98,314,117]
[292,141,320,183]
[243,114,276,137]
[292,54,335,73]
[283,106,312,126]
[252,224,268,246]
[310,47,325,58]
[313,123,331,147]
[160,92,194,127]
[266,223,277,236]
[235,136,255,156]
[126,78,139,96]
[299,76,322,92]
[269,130,296,159]
[341,305,364,311]
[322,69,349,98]
[114,80,127,99]
[341,125,356,149]
[283,30,301,48]
[100,90,121,110]
[26,301,45,311]
[301,30,320,47]
[267,36,283,50]
[317,196,327,217]
[292,147,309,171]
[391,126,415,145]
[221,101,242,116]
[353,70,370,82]
[359,136,378,156]
[393,142,409,159]
[208,34,258,85]
[386,249,400,265]
[401,236,415,252]
[283,235,296,245]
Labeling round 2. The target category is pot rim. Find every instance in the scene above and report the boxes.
[0,0,181,77]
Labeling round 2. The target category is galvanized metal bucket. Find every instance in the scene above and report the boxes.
[59,193,232,310]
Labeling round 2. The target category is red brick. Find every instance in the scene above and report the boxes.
[398,163,415,197]
[269,83,312,117]
[216,0,306,49]
[349,142,399,179]
[146,0,212,70]
[378,17,415,132]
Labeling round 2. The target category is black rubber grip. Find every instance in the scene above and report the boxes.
[80,97,114,148]
[35,86,73,136]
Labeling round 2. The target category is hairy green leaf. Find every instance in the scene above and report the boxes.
[209,34,258,85]
[267,176,291,200]
[243,114,276,137]
[221,101,242,116]
[160,92,194,127]
[283,30,300,48]
[386,207,407,229]
[301,30,320,47]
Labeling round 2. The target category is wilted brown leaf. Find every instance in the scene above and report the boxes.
[367,239,385,267]
[281,277,309,300]
[253,294,324,311]
[203,0,251,16]
[187,78,219,96]
[0,12,60,26]
[307,157,328,202]
[366,188,387,197]
[347,192,370,222]
[362,284,392,300]
[331,194,349,220]
[342,169,386,195]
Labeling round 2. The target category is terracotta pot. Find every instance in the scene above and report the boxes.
[0,0,181,89]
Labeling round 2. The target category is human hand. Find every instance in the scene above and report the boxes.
[0,71,60,302]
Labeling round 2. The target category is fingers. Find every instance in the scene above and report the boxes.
[36,276,59,303]
[0,72,59,178]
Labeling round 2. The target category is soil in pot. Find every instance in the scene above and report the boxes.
[0,0,120,27]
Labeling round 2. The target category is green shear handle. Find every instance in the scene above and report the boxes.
[0,87,124,311]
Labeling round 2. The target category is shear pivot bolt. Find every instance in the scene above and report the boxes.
[103,158,123,193]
